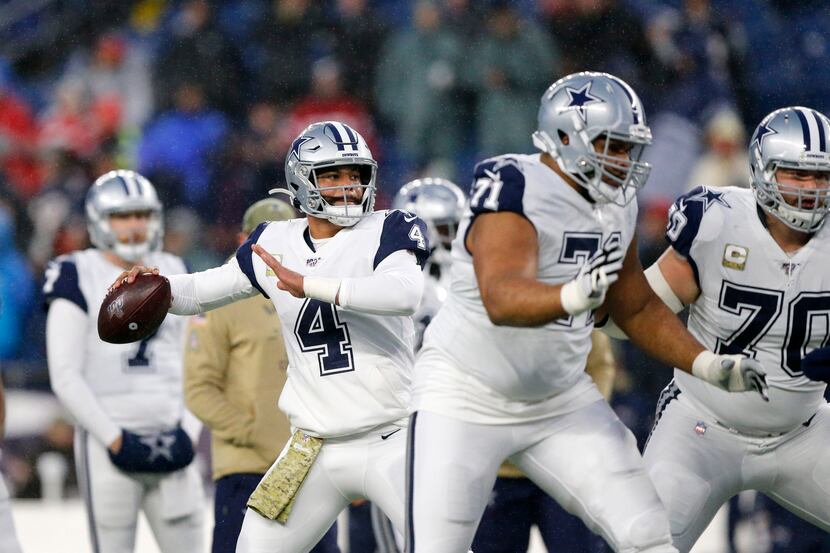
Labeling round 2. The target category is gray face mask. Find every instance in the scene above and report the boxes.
[532,71,653,206]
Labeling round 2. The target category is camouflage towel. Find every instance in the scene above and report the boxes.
[247,430,323,523]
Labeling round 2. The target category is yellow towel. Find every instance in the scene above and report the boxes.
[247,431,323,523]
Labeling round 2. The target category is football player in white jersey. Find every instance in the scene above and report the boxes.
[407,72,769,553]
[44,170,204,553]
[393,177,466,348]
[605,106,830,552]
[113,121,429,553]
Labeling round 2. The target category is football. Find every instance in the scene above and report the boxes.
[98,273,171,344]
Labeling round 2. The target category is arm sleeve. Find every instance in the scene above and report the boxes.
[168,257,259,315]
[46,299,121,447]
[338,249,425,316]
[183,313,255,447]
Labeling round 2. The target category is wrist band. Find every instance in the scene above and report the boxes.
[303,277,341,304]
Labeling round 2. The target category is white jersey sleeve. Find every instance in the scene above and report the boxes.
[46,293,121,447]
[339,249,425,315]
[169,257,258,315]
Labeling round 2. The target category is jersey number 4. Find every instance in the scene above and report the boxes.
[294,299,355,376]
[716,281,830,376]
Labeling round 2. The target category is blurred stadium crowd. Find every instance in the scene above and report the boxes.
[1,0,830,550]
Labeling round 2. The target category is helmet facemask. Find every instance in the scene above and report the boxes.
[751,155,830,233]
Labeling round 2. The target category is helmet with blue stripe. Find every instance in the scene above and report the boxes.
[85,170,163,262]
[280,121,377,227]
[749,106,830,233]
[532,71,652,206]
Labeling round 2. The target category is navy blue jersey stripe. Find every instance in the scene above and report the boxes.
[373,211,430,269]
[43,258,88,312]
[795,108,812,150]
[235,222,270,299]
[813,111,826,151]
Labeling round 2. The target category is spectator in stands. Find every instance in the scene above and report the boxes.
[254,0,327,105]
[376,0,464,171]
[0,73,42,199]
[0,204,35,361]
[280,57,378,157]
[138,81,229,215]
[155,0,244,117]
[331,0,388,110]
[465,1,558,157]
[38,78,118,160]
[541,0,663,102]
[64,30,153,133]
[685,108,749,191]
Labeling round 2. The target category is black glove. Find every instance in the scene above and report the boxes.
[801,347,830,383]
[108,426,195,473]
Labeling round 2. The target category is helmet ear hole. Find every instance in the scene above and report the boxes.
[558,130,569,145]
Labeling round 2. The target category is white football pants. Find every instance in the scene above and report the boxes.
[75,429,204,553]
[236,422,407,553]
[644,389,830,553]
[407,400,677,553]
[0,471,23,553]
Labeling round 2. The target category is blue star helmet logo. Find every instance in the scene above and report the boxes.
[687,186,731,212]
[752,123,777,150]
[290,135,314,160]
[565,81,604,124]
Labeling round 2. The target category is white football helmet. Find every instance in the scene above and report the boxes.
[393,178,465,266]
[749,106,830,233]
[532,72,652,206]
[85,170,163,262]
[277,121,377,227]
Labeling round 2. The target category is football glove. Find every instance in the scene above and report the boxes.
[800,347,830,383]
[108,426,195,473]
[692,351,769,401]
[560,243,624,316]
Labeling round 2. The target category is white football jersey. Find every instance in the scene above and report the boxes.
[236,210,429,438]
[413,153,636,422]
[667,186,830,434]
[43,249,188,433]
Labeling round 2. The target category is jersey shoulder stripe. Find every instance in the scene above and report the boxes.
[235,221,270,299]
[469,156,526,217]
[42,254,87,312]
[374,209,430,269]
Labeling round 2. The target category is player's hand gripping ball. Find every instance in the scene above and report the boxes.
[98,273,171,344]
